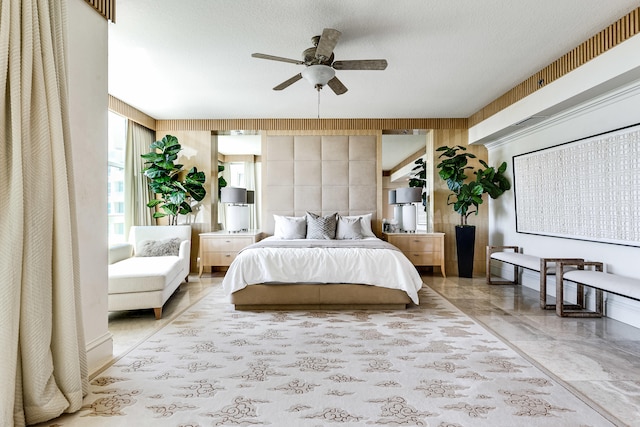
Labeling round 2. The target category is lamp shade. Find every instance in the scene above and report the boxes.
[220,187,247,204]
[395,187,422,204]
[388,189,397,205]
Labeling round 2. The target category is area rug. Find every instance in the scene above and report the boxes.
[46,285,615,426]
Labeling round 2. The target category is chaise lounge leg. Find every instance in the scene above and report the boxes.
[154,307,162,320]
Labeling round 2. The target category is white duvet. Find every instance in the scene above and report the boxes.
[222,237,423,304]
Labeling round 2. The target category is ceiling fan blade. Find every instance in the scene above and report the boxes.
[273,73,303,91]
[332,59,388,70]
[252,53,304,65]
[315,28,341,61]
[327,76,348,95]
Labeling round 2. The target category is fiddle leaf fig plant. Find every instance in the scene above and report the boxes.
[141,134,207,225]
[436,145,510,226]
[409,158,427,212]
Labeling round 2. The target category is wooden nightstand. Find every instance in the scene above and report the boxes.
[383,232,446,277]
[198,230,262,276]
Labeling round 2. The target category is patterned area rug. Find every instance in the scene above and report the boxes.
[47,285,614,426]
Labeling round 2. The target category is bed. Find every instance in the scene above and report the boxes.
[222,213,423,310]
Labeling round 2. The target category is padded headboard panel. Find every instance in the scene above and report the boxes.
[263,134,378,235]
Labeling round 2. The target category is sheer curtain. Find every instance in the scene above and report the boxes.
[125,120,154,234]
[0,1,88,426]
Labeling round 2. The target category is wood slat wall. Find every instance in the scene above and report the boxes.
[83,0,115,22]
[469,7,640,127]
[156,118,467,132]
[108,95,156,130]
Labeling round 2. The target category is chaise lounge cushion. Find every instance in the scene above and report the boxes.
[108,255,185,294]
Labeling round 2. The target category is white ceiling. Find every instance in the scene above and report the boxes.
[108,0,638,120]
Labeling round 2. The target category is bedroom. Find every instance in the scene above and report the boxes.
[3,1,640,425]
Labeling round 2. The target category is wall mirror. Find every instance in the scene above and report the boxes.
[381,130,432,232]
[216,131,262,231]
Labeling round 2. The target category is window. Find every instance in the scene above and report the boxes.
[108,111,127,244]
[229,162,245,188]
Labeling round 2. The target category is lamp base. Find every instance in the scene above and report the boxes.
[402,204,417,232]
[226,205,249,232]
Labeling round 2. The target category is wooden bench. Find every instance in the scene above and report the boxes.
[486,246,584,310]
[557,261,640,317]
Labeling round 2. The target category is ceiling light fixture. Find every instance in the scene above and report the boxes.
[301,65,335,91]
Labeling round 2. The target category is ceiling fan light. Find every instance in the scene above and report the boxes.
[301,65,335,89]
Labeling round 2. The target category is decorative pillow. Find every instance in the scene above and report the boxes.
[335,216,363,240]
[273,215,306,239]
[306,212,337,240]
[343,213,375,237]
[136,237,181,257]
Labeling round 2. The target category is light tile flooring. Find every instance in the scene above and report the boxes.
[107,271,640,426]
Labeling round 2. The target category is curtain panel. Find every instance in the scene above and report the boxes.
[0,1,88,425]
[125,120,154,235]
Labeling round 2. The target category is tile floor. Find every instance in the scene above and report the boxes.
[106,271,640,426]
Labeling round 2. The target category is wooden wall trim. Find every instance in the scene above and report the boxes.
[108,95,156,131]
[83,0,116,22]
[469,7,640,127]
[156,118,467,132]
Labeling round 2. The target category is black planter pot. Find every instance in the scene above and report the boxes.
[455,225,476,278]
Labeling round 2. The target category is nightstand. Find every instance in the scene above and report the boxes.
[383,232,446,277]
[198,230,262,276]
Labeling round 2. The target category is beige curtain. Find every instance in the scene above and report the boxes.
[124,120,154,235]
[0,1,88,425]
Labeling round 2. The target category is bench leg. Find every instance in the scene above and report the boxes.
[555,263,604,318]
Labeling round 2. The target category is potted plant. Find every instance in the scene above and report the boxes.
[141,135,207,225]
[408,158,427,213]
[436,145,510,277]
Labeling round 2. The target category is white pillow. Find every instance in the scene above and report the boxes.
[343,213,375,237]
[273,215,306,239]
[335,216,363,240]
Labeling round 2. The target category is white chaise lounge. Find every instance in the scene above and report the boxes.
[108,225,191,319]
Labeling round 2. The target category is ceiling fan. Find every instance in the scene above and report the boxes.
[251,28,388,95]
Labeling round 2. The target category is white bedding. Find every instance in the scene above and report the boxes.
[222,237,423,304]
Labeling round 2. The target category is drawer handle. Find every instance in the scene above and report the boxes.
[224,254,231,258]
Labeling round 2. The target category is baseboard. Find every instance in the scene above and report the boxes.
[492,264,640,329]
[86,331,113,376]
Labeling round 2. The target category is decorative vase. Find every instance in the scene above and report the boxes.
[455,225,476,278]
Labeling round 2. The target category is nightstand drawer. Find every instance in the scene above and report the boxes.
[406,251,440,265]
[207,237,253,251]
[210,251,238,266]
[407,237,437,252]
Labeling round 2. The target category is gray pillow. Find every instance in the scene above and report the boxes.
[306,212,337,239]
[137,237,181,257]
[335,216,363,240]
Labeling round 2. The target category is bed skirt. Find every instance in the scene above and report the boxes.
[230,283,412,310]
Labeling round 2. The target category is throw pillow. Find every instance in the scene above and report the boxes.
[273,215,306,239]
[335,216,363,240]
[137,237,181,257]
[343,213,375,237]
[306,212,337,239]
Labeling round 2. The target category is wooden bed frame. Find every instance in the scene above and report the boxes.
[230,283,412,310]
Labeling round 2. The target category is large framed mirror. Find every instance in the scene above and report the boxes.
[382,130,433,232]
[216,131,262,231]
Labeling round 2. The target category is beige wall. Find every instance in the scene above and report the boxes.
[69,0,111,373]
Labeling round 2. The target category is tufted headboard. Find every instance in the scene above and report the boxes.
[262,134,379,235]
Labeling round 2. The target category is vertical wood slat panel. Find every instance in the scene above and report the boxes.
[469,7,640,127]
[84,0,115,22]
